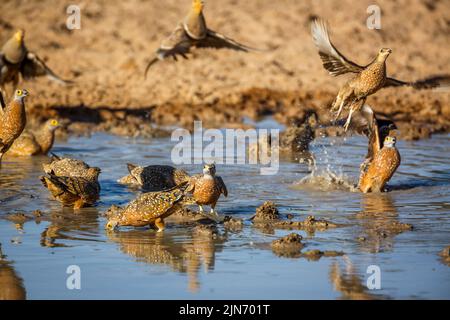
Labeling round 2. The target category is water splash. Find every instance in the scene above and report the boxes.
[294,134,358,192]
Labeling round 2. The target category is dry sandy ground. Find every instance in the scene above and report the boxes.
[1,0,449,139]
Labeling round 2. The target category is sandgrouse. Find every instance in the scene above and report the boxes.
[105,182,193,232]
[359,135,400,193]
[144,0,258,77]
[311,18,450,131]
[7,119,60,156]
[187,163,228,221]
[117,163,190,191]
[40,166,101,209]
[0,29,71,99]
[0,89,29,162]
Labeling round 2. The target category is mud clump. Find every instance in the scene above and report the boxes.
[253,201,280,221]
[271,233,304,257]
[279,112,317,153]
[166,208,210,223]
[32,210,43,217]
[300,250,345,261]
[223,216,244,231]
[439,246,450,266]
[192,225,219,239]
[271,215,339,232]
[252,201,340,233]
[301,215,337,229]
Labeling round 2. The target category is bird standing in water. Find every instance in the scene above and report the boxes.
[144,0,259,76]
[40,167,101,209]
[7,119,60,156]
[359,135,400,193]
[188,164,228,221]
[105,182,193,232]
[117,164,190,191]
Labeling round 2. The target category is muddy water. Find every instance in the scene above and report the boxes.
[0,130,449,299]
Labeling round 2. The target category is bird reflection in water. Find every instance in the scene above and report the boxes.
[329,255,386,300]
[355,193,412,253]
[106,224,225,293]
[0,244,26,300]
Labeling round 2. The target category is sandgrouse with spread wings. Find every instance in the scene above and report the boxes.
[311,18,450,131]
[144,0,258,77]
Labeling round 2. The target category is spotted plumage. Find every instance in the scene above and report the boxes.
[117,163,190,191]
[338,104,397,170]
[0,29,71,99]
[0,89,28,162]
[359,136,400,193]
[311,18,450,131]
[7,119,60,156]
[42,154,92,178]
[40,167,101,209]
[105,182,191,232]
[144,0,259,76]
[188,164,227,220]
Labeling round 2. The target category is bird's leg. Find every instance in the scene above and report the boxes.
[73,199,85,210]
[155,218,165,232]
[334,100,345,122]
[343,107,356,132]
[330,95,341,113]
[209,203,221,222]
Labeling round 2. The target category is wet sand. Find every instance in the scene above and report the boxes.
[0,0,449,139]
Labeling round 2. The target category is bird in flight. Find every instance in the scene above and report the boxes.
[311,18,450,131]
[144,0,260,77]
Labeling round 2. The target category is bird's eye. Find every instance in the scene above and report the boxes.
[51,120,58,126]
[16,90,22,96]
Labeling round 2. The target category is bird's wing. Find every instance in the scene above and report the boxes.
[54,175,97,199]
[127,163,138,174]
[186,174,202,193]
[144,24,192,78]
[384,75,450,90]
[50,152,61,161]
[216,176,228,197]
[0,90,5,111]
[48,175,79,195]
[311,19,365,76]
[20,51,73,85]
[195,30,260,52]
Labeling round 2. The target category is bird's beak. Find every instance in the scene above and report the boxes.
[105,221,118,230]
[15,30,24,43]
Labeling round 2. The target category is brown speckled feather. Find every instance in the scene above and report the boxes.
[118,164,190,191]
[43,156,91,178]
[40,173,100,208]
[0,95,27,159]
[359,145,401,193]
[106,185,188,229]
[191,175,227,206]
